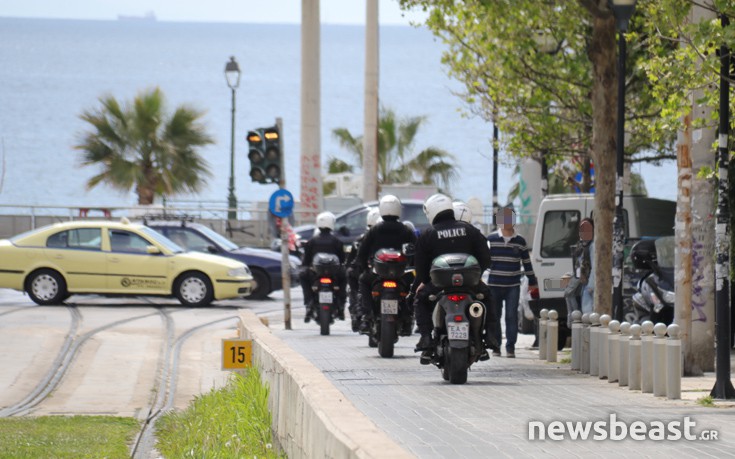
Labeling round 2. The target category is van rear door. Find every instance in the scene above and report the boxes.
[532,205,586,300]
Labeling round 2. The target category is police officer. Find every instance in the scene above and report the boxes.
[355,195,417,335]
[412,193,494,357]
[299,211,347,322]
[345,208,381,332]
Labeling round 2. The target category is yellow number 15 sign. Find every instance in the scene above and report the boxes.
[222,339,252,370]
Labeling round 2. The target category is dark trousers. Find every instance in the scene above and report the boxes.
[490,286,520,353]
[347,267,360,314]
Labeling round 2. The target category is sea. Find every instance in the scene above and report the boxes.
[0,17,677,213]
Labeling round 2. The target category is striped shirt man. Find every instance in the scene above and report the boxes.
[486,228,537,287]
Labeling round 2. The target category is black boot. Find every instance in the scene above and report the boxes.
[304,306,314,323]
[337,305,345,321]
[414,333,434,352]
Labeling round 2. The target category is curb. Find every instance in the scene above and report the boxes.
[238,311,415,459]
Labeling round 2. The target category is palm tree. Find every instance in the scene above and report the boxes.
[75,87,213,205]
[329,107,457,191]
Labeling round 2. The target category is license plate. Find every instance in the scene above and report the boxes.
[447,322,469,340]
[381,299,398,314]
[319,291,333,303]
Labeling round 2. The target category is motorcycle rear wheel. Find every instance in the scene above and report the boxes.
[448,347,469,384]
[319,305,331,336]
[378,316,396,358]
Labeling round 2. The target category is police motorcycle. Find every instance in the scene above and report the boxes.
[310,252,342,335]
[426,253,487,384]
[366,246,415,357]
[627,236,675,326]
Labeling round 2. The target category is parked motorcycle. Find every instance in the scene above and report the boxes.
[367,248,414,357]
[627,236,675,326]
[310,252,342,335]
[426,253,487,384]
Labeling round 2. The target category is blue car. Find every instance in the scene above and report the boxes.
[146,220,300,300]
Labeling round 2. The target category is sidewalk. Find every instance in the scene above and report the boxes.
[263,294,735,458]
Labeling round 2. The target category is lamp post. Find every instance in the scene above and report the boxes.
[533,30,559,198]
[609,0,636,321]
[711,14,735,399]
[225,56,241,220]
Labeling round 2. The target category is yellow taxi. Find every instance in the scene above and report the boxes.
[0,218,254,307]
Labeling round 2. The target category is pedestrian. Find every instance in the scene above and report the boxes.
[565,218,594,322]
[486,206,538,358]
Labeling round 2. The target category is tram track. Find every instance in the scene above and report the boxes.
[0,293,283,458]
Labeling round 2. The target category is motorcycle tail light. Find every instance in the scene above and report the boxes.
[383,280,397,288]
[447,294,466,302]
[453,315,464,322]
[320,277,332,284]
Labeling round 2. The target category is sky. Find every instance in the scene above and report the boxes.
[0,0,427,25]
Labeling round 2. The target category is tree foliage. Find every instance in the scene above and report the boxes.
[329,106,457,191]
[75,87,213,205]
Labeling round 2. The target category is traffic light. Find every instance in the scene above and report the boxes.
[247,129,267,184]
[262,126,282,184]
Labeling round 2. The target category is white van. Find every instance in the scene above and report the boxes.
[529,193,676,322]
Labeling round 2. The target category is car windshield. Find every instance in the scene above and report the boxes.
[195,225,238,251]
[138,226,184,253]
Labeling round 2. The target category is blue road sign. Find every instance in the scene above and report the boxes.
[269,189,294,218]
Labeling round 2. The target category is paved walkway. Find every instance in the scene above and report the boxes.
[265,291,735,458]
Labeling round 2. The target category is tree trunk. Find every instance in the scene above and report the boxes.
[588,14,617,316]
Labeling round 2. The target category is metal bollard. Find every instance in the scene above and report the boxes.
[581,313,591,374]
[619,322,631,387]
[666,324,682,400]
[653,322,668,397]
[547,310,559,362]
[628,324,642,391]
[539,309,549,361]
[640,321,655,394]
[571,310,583,370]
[607,320,621,383]
[589,313,601,376]
[598,314,611,379]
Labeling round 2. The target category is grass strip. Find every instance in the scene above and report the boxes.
[0,415,139,459]
[156,367,283,458]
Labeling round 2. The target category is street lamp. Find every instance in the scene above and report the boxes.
[533,30,561,198]
[609,0,636,321]
[225,56,241,220]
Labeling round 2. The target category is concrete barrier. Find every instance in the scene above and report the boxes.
[237,311,413,459]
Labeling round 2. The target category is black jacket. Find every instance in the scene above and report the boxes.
[346,232,367,269]
[413,210,491,285]
[302,229,345,266]
[356,218,417,270]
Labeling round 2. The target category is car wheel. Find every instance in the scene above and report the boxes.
[26,269,67,305]
[174,272,214,307]
[246,269,271,300]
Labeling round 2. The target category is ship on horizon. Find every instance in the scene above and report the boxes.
[117,11,156,21]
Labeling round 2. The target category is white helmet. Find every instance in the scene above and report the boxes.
[378,195,401,218]
[315,211,336,231]
[453,201,472,223]
[423,193,453,224]
[366,208,381,228]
